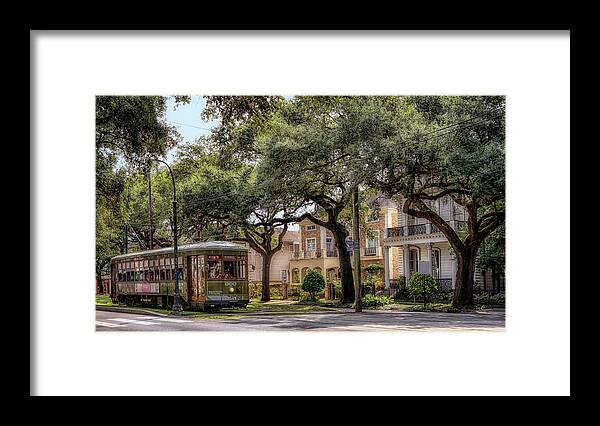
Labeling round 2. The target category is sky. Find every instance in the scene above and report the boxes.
[164,95,219,163]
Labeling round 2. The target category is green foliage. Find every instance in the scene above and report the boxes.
[364,263,384,274]
[474,293,505,306]
[362,294,394,308]
[95,201,123,277]
[332,278,343,300]
[298,294,317,304]
[95,96,187,274]
[477,224,505,272]
[302,269,326,301]
[96,96,181,165]
[407,273,439,308]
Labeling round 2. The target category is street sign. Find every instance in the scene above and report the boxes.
[345,240,355,252]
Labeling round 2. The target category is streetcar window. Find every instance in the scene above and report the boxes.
[238,256,247,279]
[223,255,237,279]
[207,255,222,280]
[221,255,247,279]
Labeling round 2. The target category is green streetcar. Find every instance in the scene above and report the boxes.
[110,241,249,311]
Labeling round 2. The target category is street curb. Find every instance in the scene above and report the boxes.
[95,305,422,318]
[194,309,355,318]
[96,305,169,317]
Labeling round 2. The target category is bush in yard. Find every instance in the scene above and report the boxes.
[374,277,385,292]
[407,273,439,308]
[474,293,505,306]
[362,294,394,308]
[332,278,342,300]
[302,269,325,302]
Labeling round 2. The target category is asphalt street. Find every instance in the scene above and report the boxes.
[96,308,505,332]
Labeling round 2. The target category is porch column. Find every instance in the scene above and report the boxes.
[384,245,391,288]
[426,242,433,274]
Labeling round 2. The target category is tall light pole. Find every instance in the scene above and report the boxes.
[352,184,362,312]
[150,158,183,312]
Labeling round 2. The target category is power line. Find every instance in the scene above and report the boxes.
[420,107,504,142]
[422,113,504,143]
[167,120,214,131]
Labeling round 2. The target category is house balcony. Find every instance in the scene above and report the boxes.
[385,220,467,241]
[364,246,378,257]
[291,248,339,261]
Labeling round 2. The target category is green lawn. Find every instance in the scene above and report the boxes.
[96,295,487,316]
[95,294,115,306]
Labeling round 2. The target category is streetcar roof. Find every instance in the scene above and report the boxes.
[111,241,247,261]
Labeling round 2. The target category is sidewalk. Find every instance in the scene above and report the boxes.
[95,305,169,316]
[95,304,354,318]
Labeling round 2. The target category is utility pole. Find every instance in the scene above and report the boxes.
[352,184,362,312]
[147,165,153,250]
[124,223,129,254]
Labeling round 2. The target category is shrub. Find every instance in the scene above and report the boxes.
[249,283,262,299]
[407,273,439,308]
[302,269,325,302]
[288,284,302,299]
[364,264,384,274]
[362,294,394,308]
[374,277,385,291]
[332,278,342,300]
[474,293,505,306]
[298,294,317,304]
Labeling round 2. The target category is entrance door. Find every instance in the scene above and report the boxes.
[187,255,205,304]
[409,248,419,276]
[431,249,441,279]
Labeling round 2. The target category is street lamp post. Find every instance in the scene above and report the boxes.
[150,158,183,312]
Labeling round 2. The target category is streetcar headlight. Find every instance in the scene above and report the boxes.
[229,286,235,293]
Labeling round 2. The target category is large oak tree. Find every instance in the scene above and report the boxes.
[366,96,505,310]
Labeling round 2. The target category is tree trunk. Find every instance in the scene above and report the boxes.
[334,234,355,304]
[261,254,272,302]
[451,251,476,310]
[482,269,487,292]
[96,272,103,295]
